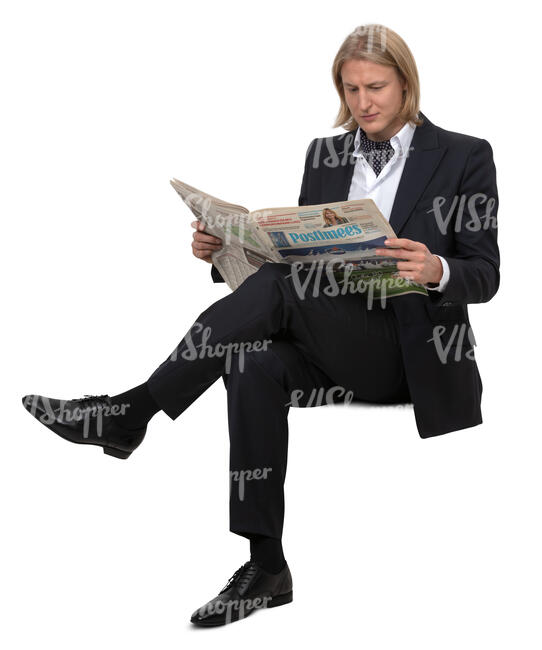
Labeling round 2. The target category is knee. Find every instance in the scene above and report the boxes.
[230,346,272,375]
[253,262,291,286]
[223,346,282,383]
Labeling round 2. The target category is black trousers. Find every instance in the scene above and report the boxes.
[147,262,411,540]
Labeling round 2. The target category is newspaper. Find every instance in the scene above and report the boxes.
[171,178,428,298]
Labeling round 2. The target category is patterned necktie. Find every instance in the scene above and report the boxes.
[358,128,395,177]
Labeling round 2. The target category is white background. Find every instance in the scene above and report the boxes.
[1,1,540,648]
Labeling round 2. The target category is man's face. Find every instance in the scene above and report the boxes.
[341,58,407,141]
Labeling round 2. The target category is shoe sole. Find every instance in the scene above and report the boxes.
[25,411,134,460]
[102,446,132,459]
[47,423,134,459]
[190,591,293,627]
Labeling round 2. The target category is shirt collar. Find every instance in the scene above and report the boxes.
[353,119,416,160]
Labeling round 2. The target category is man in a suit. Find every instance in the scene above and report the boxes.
[22,40,499,627]
[189,59,498,623]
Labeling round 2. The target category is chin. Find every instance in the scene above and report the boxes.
[361,119,380,128]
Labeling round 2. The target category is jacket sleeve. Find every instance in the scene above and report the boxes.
[210,262,225,283]
[428,138,500,306]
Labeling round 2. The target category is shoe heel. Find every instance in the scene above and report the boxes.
[268,590,293,608]
[103,446,132,459]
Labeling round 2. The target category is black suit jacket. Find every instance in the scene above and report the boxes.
[211,111,500,437]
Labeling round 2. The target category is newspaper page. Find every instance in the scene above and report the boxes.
[170,178,278,289]
[170,178,428,297]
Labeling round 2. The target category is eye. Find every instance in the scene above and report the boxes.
[346,86,383,92]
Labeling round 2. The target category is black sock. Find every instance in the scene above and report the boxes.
[110,382,161,430]
[249,534,286,574]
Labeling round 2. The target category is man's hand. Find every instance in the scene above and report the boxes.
[375,237,443,285]
[191,220,223,264]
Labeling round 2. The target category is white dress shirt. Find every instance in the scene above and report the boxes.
[347,120,450,292]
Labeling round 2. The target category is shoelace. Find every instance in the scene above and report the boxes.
[219,561,258,595]
[68,394,110,412]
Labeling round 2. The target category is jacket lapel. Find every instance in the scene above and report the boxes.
[388,112,446,234]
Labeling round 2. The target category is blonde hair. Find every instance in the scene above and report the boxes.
[332,24,423,131]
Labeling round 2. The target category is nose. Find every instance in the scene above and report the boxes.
[356,90,373,113]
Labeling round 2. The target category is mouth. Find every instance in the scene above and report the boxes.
[362,113,379,119]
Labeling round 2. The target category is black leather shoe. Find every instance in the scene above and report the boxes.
[190,560,293,627]
[21,394,146,459]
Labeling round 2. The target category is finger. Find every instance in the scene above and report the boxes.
[192,243,221,254]
[395,261,413,270]
[193,232,222,244]
[395,261,422,271]
[396,271,419,282]
[382,249,424,261]
[384,237,423,250]
[192,247,212,261]
[375,247,413,259]
[194,232,222,244]
[192,241,222,252]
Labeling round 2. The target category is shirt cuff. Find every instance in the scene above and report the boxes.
[425,256,450,292]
